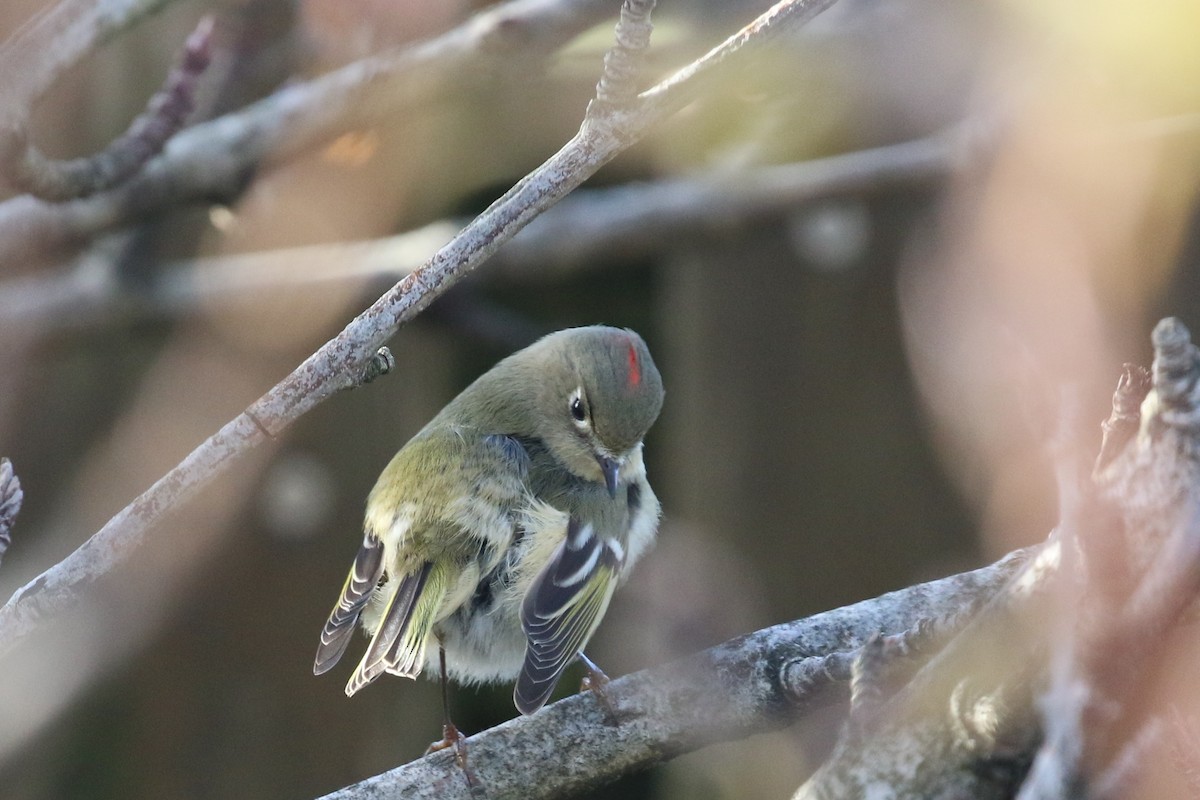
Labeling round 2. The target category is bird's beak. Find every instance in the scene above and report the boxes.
[597,455,621,498]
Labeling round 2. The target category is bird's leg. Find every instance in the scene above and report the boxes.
[425,645,474,784]
[578,650,618,721]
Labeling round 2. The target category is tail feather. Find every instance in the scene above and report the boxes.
[346,561,445,696]
[314,534,385,676]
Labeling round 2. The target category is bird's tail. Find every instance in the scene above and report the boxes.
[314,533,385,676]
[345,560,447,696]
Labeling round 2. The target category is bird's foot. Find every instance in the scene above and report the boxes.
[579,660,619,723]
[580,661,610,693]
[426,723,476,784]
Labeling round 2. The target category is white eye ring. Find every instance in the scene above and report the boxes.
[569,388,588,427]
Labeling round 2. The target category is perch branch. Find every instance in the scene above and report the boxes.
[0,0,845,661]
[317,547,1030,800]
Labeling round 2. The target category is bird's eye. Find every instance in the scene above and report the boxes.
[570,394,587,423]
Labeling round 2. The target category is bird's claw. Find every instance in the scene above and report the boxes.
[580,662,619,722]
[426,723,476,784]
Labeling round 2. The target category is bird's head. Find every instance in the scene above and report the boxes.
[528,326,664,496]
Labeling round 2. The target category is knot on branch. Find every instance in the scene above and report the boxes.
[359,347,396,386]
[0,457,23,568]
[0,16,214,203]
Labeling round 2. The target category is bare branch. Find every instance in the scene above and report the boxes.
[316,547,1029,800]
[0,458,21,568]
[0,0,846,664]
[0,16,214,202]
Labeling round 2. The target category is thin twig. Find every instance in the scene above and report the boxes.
[0,16,214,202]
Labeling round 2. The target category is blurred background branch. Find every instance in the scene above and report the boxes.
[0,128,960,334]
[10,108,1198,341]
[0,16,213,202]
[0,0,185,117]
[0,0,622,267]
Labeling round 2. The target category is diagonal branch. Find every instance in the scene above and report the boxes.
[0,0,845,661]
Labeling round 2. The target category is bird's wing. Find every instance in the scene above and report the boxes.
[514,517,625,715]
[313,533,385,676]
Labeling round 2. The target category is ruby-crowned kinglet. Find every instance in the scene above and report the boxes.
[314,326,664,738]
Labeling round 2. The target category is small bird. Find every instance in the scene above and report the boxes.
[314,326,664,756]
